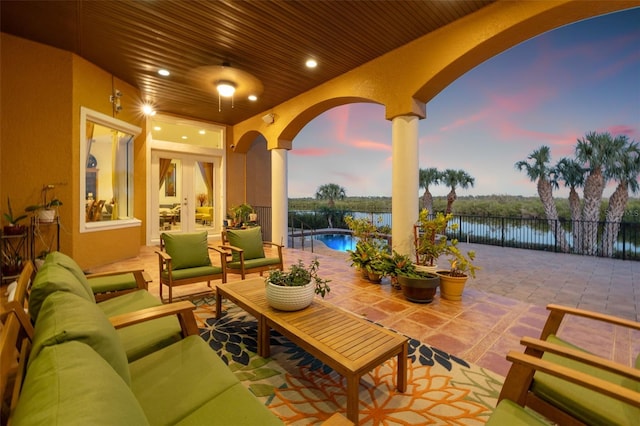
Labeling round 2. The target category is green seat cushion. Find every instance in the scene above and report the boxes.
[44,251,95,300]
[129,335,242,426]
[162,231,212,270]
[227,257,281,270]
[485,400,550,426]
[29,291,131,385]
[29,262,96,322]
[88,272,138,293]
[13,341,149,426]
[175,383,284,426]
[161,265,222,281]
[226,227,265,262]
[531,334,640,426]
[98,290,183,362]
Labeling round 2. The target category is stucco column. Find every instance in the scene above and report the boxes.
[271,148,288,247]
[391,115,419,256]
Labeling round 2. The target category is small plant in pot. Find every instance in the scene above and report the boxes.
[265,259,331,311]
[3,197,28,235]
[380,250,416,289]
[396,268,440,304]
[25,185,62,223]
[436,240,480,301]
[414,209,454,272]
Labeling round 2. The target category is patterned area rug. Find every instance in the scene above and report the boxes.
[193,297,504,425]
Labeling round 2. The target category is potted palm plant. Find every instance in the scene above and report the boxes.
[436,240,480,301]
[265,259,331,311]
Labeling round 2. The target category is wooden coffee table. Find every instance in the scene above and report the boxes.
[216,278,408,424]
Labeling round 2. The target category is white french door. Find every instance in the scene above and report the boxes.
[150,150,222,242]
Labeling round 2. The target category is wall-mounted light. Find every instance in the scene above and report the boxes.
[110,90,122,114]
[262,113,275,124]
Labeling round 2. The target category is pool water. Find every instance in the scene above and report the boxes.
[313,234,356,251]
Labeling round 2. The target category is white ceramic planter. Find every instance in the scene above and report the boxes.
[37,209,56,223]
[266,281,315,311]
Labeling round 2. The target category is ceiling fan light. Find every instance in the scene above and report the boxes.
[217,81,236,97]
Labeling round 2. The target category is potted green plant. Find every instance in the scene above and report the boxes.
[25,185,62,223]
[231,203,254,225]
[414,209,454,272]
[345,215,389,281]
[396,269,440,304]
[265,259,331,311]
[380,250,416,289]
[436,240,480,301]
[3,197,28,235]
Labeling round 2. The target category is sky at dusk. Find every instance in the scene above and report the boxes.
[287,7,640,199]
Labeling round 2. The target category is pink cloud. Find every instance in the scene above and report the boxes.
[606,124,639,140]
[348,139,391,151]
[439,109,489,131]
[291,147,335,157]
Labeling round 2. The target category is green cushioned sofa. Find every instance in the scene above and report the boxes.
[4,281,284,425]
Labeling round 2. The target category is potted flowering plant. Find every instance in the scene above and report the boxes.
[436,240,480,301]
[265,259,331,311]
[25,185,62,223]
[3,197,28,235]
[414,209,454,271]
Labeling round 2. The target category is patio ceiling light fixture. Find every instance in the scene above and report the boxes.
[216,80,236,111]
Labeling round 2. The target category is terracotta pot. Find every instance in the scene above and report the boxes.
[265,281,315,311]
[397,272,439,303]
[437,271,468,301]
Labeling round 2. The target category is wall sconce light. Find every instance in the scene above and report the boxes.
[216,80,236,112]
[262,113,275,124]
[110,90,122,114]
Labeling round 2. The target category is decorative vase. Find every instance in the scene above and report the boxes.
[437,271,468,301]
[397,272,440,303]
[265,281,315,311]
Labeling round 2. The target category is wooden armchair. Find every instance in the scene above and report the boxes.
[488,343,640,425]
[157,231,226,303]
[220,226,283,279]
[494,304,640,425]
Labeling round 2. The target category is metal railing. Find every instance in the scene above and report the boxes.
[286,210,640,260]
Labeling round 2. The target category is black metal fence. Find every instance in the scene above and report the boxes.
[287,210,640,261]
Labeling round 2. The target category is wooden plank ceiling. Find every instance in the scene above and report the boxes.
[1,0,495,125]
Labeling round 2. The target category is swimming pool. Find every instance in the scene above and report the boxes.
[313,234,357,251]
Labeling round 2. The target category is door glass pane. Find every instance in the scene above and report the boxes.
[159,158,182,232]
[195,161,214,230]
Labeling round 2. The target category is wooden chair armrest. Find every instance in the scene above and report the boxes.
[521,336,640,381]
[156,250,172,261]
[85,268,144,279]
[219,244,243,253]
[541,304,640,339]
[86,269,151,290]
[262,241,283,249]
[109,301,199,336]
[0,301,34,341]
[502,350,640,407]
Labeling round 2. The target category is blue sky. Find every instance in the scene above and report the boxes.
[288,7,640,199]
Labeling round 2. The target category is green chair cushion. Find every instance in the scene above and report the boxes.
[29,262,96,322]
[226,227,265,262]
[485,400,550,426]
[29,291,131,385]
[532,334,640,426]
[161,265,222,281]
[162,231,212,270]
[227,257,281,270]
[175,383,284,426]
[129,335,242,426]
[88,272,138,293]
[97,290,183,362]
[44,251,95,300]
[13,341,149,426]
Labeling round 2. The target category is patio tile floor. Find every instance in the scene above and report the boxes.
[87,240,640,377]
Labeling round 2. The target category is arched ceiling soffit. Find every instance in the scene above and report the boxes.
[233,96,378,152]
[233,1,639,151]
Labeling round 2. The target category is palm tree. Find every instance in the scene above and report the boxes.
[575,132,625,255]
[441,169,474,214]
[515,146,569,252]
[602,138,640,257]
[419,168,441,214]
[315,183,346,228]
[553,158,586,253]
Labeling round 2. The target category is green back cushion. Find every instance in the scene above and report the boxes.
[29,291,131,385]
[226,227,265,262]
[44,251,94,297]
[29,262,96,322]
[162,231,211,270]
[13,341,149,425]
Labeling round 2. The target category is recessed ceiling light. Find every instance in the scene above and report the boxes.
[305,58,317,68]
[158,69,170,76]
[142,104,156,116]
[153,126,162,131]
[248,95,257,101]
[199,130,206,135]
[181,136,188,140]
